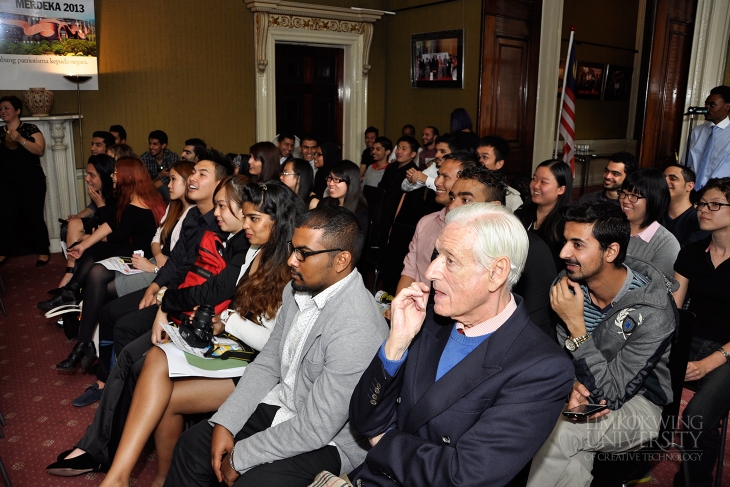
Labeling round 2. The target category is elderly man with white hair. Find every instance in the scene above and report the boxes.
[347,203,574,487]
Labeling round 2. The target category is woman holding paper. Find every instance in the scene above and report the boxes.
[97,181,304,487]
[37,157,166,373]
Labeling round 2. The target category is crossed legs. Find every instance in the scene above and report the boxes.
[99,346,235,487]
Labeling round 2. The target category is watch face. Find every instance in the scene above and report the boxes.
[565,338,576,352]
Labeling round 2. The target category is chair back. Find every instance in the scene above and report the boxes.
[363,186,386,246]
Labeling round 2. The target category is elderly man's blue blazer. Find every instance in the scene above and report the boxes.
[349,296,574,487]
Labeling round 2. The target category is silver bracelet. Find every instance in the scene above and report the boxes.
[21,139,27,146]
[229,445,236,471]
[717,347,730,364]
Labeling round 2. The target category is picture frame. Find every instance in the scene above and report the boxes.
[411,29,464,88]
[603,64,633,101]
[575,62,604,99]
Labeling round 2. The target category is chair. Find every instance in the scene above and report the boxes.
[591,309,695,487]
[0,410,12,486]
[681,373,730,487]
[0,273,5,317]
[373,221,417,295]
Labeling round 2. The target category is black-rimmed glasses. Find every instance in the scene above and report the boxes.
[695,201,730,211]
[288,241,343,262]
[617,191,646,203]
[326,175,346,184]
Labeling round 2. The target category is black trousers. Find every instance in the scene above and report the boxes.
[97,288,157,355]
[164,403,341,487]
[75,331,153,463]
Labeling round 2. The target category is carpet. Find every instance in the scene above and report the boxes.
[0,254,157,486]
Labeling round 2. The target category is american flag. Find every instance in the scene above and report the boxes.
[560,36,576,175]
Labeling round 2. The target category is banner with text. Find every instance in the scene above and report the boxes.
[0,0,97,90]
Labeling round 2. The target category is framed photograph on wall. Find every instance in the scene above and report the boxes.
[575,62,604,99]
[411,30,463,88]
[603,65,633,101]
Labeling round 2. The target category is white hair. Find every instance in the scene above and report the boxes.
[445,203,529,290]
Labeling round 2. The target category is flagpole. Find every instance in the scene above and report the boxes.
[554,28,575,159]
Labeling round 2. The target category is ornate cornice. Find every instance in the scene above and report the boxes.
[245,0,383,23]
[247,0,382,76]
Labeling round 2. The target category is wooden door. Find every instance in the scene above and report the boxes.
[275,44,344,146]
[635,0,697,167]
[478,0,542,180]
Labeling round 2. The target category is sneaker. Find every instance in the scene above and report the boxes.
[72,384,103,407]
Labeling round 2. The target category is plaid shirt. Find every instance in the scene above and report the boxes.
[140,148,179,183]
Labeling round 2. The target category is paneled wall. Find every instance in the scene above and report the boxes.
[478,0,542,179]
[637,0,697,167]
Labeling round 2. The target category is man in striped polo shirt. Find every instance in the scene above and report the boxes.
[528,201,677,487]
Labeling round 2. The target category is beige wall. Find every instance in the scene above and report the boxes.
[5,0,387,166]
[380,0,481,140]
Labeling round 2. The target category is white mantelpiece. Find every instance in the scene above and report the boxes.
[2,114,81,253]
[245,0,383,162]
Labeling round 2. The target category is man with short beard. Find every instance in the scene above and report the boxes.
[579,151,638,205]
[660,164,709,247]
[527,201,676,487]
[418,125,439,169]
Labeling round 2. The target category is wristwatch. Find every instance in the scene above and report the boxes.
[565,334,590,352]
[156,287,167,306]
[153,265,159,274]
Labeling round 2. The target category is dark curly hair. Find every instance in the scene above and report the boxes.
[233,181,306,322]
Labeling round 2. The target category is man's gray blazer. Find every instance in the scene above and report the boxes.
[210,271,389,474]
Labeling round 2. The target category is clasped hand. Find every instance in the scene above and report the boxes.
[550,277,587,337]
[384,282,429,361]
[211,424,240,486]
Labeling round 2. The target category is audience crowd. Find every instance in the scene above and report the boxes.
[3,90,730,487]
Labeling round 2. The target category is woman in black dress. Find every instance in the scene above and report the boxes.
[0,95,50,266]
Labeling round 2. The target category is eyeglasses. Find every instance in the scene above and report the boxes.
[314,153,323,158]
[326,175,346,184]
[617,191,645,203]
[287,241,343,262]
[695,201,730,211]
[281,172,298,177]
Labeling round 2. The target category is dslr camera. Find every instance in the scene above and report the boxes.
[179,304,216,349]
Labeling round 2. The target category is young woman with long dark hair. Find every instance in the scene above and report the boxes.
[515,159,573,270]
[318,160,369,233]
[280,158,316,206]
[94,181,305,487]
[247,141,280,183]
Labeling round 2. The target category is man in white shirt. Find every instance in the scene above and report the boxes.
[299,133,318,174]
[685,85,730,189]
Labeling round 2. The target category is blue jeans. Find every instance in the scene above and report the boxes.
[678,336,730,486]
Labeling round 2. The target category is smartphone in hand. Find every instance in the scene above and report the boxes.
[562,404,607,418]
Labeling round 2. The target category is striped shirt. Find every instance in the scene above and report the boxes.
[581,266,649,334]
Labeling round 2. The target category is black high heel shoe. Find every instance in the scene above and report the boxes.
[38,283,80,312]
[56,342,96,373]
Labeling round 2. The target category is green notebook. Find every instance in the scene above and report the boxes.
[184,352,248,371]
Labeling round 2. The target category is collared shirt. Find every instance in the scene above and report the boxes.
[401,208,447,283]
[262,270,357,426]
[455,294,517,337]
[140,148,179,183]
[686,117,730,189]
[579,266,649,334]
[633,220,661,242]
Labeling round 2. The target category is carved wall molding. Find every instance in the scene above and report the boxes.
[245,0,384,161]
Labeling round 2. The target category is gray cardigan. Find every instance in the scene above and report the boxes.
[626,224,680,280]
[210,271,389,474]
